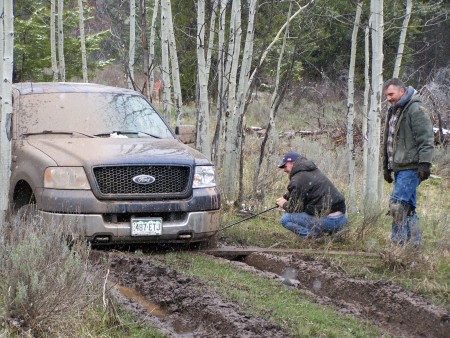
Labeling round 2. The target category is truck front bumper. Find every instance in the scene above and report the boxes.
[37,209,220,244]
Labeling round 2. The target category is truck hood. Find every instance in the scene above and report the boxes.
[27,137,211,167]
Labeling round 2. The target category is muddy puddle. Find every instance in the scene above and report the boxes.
[115,284,167,318]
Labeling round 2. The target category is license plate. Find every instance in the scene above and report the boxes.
[131,218,162,236]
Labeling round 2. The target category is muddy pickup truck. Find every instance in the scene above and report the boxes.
[7,82,220,245]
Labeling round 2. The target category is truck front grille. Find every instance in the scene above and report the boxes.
[93,165,191,197]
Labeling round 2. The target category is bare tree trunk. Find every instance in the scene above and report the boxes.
[128,0,136,89]
[78,0,88,83]
[393,0,412,78]
[160,0,172,121]
[0,1,3,83]
[346,0,362,214]
[365,0,384,213]
[166,0,183,125]
[205,0,218,80]
[57,0,66,81]
[361,24,370,210]
[0,0,14,222]
[196,0,211,158]
[221,0,250,202]
[50,0,58,81]
[140,0,149,98]
[212,0,227,164]
[149,0,159,100]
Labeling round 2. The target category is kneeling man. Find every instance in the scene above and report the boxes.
[276,151,347,238]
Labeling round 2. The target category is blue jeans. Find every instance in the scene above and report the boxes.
[281,212,347,238]
[390,169,421,245]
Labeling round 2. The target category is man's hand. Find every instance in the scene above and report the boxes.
[418,162,431,181]
[383,169,393,183]
[276,197,287,209]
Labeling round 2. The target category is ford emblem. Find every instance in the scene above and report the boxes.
[132,174,156,185]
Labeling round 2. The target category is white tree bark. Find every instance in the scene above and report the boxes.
[0,0,3,83]
[78,0,88,82]
[365,0,384,212]
[128,0,136,89]
[57,0,66,81]
[346,0,362,214]
[50,0,58,81]
[0,0,14,222]
[149,0,159,100]
[221,0,256,201]
[140,0,149,98]
[166,0,183,125]
[160,0,172,121]
[361,24,370,208]
[393,0,412,78]
[205,0,218,81]
[196,0,211,158]
[212,0,227,163]
[223,0,241,109]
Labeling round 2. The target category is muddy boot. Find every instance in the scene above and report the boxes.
[407,212,421,246]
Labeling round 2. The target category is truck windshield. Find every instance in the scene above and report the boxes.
[17,92,174,139]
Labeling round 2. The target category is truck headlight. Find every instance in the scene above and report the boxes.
[193,166,216,188]
[44,167,91,189]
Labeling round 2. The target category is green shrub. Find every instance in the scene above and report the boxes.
[0,215,104,336]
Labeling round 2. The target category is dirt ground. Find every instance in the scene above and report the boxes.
[94,247,449,338]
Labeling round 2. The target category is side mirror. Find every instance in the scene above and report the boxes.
[6,113,12,141]
[175,125,196,144]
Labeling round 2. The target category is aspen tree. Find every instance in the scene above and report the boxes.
[361,25,370,209]
[51,0,58,81]
[128,0,136,89]
[78,0,88,82]
[196,0,211,158]
[393,0,412,78]
[166,0,183,125]
[365,0,384,212]
[0,0,13,222]
[140,0,149,98]
[160,0,172,121]
[346,0,362,213]
[212,0,227,163]
[149,0,159,100]
[57,0,66,81]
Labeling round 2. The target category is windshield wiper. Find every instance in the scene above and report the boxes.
[93,131,161,139]
[23,130,96,138]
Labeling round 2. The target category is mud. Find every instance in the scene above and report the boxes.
[104,251,287,337]
[242,252,449,338]
[95,249,449,338]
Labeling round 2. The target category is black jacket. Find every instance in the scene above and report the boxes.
[283,157,346,216]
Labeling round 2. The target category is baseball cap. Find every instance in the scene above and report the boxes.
[278,151,300,168]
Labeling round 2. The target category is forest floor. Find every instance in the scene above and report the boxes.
[91,243,449,338]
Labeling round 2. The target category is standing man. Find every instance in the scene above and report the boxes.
[383,78,434,245]
[276,151,347,238]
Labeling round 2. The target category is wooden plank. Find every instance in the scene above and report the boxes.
[201,247,379,258]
